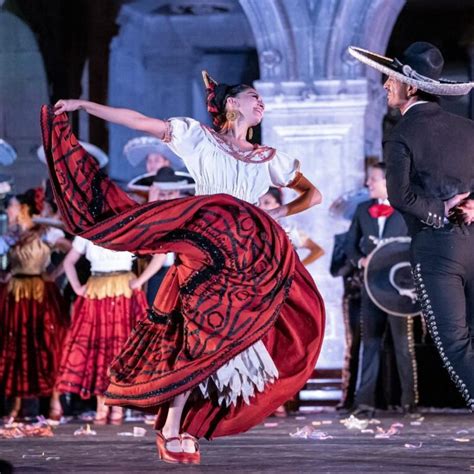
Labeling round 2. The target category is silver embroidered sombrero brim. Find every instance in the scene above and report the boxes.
[123,136,181,168]
[348,46,474,96]
[37,141,109,168]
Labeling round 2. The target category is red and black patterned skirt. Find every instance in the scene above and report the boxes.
[0,276,68,397]
[55,272,148,398]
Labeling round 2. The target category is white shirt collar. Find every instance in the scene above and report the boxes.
[402,100,429,116]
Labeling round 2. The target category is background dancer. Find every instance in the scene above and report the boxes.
[0,189,68,420]
[55,236,158,424]
[127,166,195,305]
[43,69,324,465]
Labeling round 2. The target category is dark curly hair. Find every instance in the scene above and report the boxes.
[206,83,253,130]
[16,188,43,216]
[264,187,283,206]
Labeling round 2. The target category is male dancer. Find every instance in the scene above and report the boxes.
[349,42,474,409]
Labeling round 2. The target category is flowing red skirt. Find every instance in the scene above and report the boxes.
[0,278,68,397]
[55,283,148,399]
[41,105,326,439]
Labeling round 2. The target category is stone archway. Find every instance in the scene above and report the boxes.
[0,9,49,192]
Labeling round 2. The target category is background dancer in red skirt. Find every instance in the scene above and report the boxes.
[55,236,161,424]
[0,189,68,420]
[42,70,325,465]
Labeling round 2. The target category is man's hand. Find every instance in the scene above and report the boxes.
[457,199,474,225]
[445,192,470,217]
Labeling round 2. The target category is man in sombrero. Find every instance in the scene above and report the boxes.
[349,42,474,410]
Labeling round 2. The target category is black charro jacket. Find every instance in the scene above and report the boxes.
[344,199,408,267]
[383,102,474,235]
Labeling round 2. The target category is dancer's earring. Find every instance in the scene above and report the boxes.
[247,128,253,140]
[225,110,239,122]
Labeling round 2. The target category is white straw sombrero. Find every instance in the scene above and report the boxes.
[0,139,17,166]
[37,141,109,168]
[123,136,181,168]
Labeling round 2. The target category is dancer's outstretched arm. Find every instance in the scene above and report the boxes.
[54,99,167,139]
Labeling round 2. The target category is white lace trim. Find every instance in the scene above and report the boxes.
[199,340,279,407]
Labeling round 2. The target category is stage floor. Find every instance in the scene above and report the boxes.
[1,410,473,473]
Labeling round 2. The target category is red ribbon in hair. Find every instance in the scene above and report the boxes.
[203,70,224,128]
[368,203,394,219]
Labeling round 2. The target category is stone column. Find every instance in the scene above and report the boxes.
[257,79,368,368]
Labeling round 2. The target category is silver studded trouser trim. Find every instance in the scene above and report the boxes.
[412,263,474,411]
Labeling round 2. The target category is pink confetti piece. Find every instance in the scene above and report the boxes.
[453,438,470,443]
[264,422,278,428]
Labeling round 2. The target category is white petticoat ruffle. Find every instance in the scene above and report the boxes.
[199,340,279,407]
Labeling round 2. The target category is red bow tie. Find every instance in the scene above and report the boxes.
[368,203,394,219]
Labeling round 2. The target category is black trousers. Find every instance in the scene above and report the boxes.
[340,294,361,408]
[355,288,418,408]
[411,224,474,410]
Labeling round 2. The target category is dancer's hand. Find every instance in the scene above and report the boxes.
[54,99,82,115]
[74,284,87,297]
[128,278,142,290]
[444,192,470,216]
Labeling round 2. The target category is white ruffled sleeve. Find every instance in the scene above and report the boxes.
[72,236,88,255]
[164,117,205,163]
[268,151,301,187]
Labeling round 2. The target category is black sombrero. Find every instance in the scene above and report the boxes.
[127,166,195,193]
[364,237,421,317]
[348,42,474,96]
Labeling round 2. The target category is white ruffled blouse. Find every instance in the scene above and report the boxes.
[165,117,300,204]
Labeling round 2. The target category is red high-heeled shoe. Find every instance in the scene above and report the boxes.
[180,433,201,465]
[156,431,186,464]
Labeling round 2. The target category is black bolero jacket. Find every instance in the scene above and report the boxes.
[383,102,474,235]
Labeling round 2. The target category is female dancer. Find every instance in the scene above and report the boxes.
[42,71,325,464]
[55,236,161,424]
[0,189,68,419]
